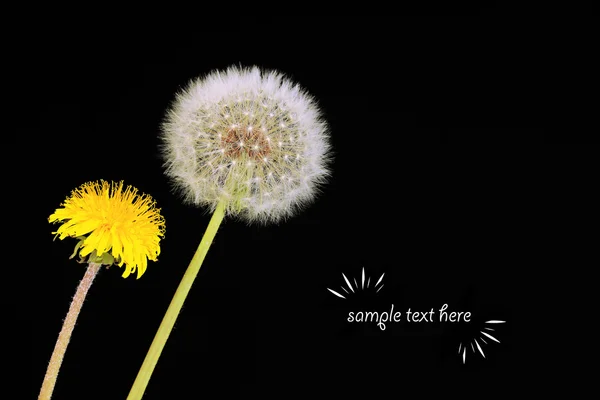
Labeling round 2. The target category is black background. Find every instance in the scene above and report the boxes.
[15,13,587,400]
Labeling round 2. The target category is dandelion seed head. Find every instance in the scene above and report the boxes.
[161,66,331,223]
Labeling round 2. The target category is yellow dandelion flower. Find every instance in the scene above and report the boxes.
[49,180,166,279]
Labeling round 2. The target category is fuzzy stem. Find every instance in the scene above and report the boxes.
[127,201,226,400]
[38,263,102,400]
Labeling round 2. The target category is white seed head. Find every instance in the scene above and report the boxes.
[161,66,331,223]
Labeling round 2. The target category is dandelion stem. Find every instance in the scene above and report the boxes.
[38,263,102,400]
[127,201,226,400]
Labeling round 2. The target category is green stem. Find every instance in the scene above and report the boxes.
[126,201,226,400]
[38,263,102,400]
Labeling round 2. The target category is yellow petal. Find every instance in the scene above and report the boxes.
[136,255,148,279]
[68,219,101,237]
[111,227,123,264]
[95,228,112,256]
[121,264,133,278]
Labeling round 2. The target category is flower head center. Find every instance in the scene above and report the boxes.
[221,126,272,161]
